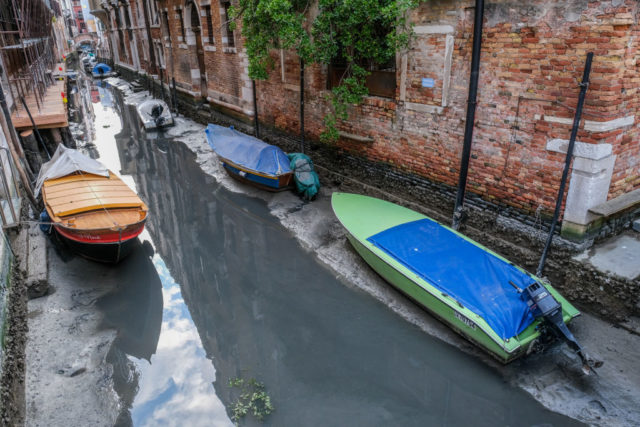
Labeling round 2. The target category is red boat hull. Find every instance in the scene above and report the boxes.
[54,221,146,263]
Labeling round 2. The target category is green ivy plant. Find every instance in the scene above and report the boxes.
[228,377,274,425]
[230,0,420,142]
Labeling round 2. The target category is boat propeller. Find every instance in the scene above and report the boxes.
[510,280,603,375]
[151,104,165,127]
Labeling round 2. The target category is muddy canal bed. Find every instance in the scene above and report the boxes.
[24,79,640,426]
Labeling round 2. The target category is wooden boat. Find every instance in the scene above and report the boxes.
[137,99,174,130]
[40,147,148,263]
[331,192,581,363]
[205,124,294,191]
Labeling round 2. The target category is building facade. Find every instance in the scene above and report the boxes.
[91,0,640,240]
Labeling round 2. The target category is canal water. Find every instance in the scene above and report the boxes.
[84,82,581,426]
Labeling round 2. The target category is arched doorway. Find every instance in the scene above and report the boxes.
[185,2,206,97]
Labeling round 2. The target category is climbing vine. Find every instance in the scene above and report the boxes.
[228,377,274,425]
[230,0,420,141]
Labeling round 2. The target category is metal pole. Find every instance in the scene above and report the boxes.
[20,97,51,159]
[252,79,260,138]
[536,52,593,277]
[172,77,178,113]
[300,58,305,153]
[452,0,484,230]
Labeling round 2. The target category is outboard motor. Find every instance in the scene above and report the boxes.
[150,104,165,127]
[512,280,602,374]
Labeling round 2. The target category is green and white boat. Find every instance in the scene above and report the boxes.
[331,192,584,364]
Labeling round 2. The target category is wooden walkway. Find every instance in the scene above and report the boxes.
[10,75,68,131]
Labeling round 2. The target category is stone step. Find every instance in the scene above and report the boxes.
[11,226,28,275]
[19,224,49,299]
[589,188,640,217]
[130,80,144,93]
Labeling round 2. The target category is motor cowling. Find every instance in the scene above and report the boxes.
[519,281,602,374]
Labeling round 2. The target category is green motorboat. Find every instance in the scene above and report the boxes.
[331,192,594,366]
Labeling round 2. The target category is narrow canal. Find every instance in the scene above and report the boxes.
[81,81,581,426]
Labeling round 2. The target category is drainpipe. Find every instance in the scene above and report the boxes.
[300,58,305,153]
[252,80,260,138]
[536,52,593,277]
[451,0,484,231]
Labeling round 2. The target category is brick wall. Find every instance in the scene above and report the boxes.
[103,0,640,221]
[256,0,640,218]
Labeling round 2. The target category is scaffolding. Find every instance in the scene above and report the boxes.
[0,0,59,113]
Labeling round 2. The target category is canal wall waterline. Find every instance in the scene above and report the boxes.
[114,69,640,325]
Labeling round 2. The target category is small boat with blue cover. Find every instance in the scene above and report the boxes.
[92,63,115,79]
[205,124,293,191]
[332,193,599,370]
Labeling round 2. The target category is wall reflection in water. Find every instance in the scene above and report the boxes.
[101,90,581,426]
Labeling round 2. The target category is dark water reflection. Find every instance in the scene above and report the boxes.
[91,85,581,426]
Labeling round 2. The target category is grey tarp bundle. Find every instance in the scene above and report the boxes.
[35,145,109,196]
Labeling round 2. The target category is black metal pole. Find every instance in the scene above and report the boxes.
[300,58,305,153]
[20,97,51,159]
[452,0,485,230]
[171,77,178,113]
[252,79,260,138]
[536,52,593,277]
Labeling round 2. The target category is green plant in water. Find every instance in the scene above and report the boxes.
[228,376,274,425]
[230,0,421,142]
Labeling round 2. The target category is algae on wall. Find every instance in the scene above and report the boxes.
[0,230,12,366]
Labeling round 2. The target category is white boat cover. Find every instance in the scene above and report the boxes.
[35,145,109,196]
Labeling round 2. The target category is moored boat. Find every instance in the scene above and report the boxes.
[331,192,595,366]
[38,146,148,263]
[92,63,116,78]
[205,124,294,192]
[137,99,174,130]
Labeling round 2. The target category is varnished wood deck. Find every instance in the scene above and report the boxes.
[10,79,69,130]
[43,171,148,219]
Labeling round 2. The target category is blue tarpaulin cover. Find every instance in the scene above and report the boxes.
[368,218,536,339]
[92,63,111,74]
[206,124,291,176]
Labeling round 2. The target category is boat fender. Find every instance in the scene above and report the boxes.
[287,153,320,201]
[39,210,52,235]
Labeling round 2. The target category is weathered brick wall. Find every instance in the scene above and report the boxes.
[107,0,639,220]
[255,0,640,217]
[201,2,248,108]
[612,14,640,197]
[155,0,249,110]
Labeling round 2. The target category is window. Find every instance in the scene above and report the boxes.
[124,6,132,28]
[222,2,234,47]
[114,8,122,29]
[204,5,214,44]
[162,11,171,39]
[156,42,165,68]
[149,0,160,25]
[177,8,185,38]
[327,57,396,99]
[119,30,126,58]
